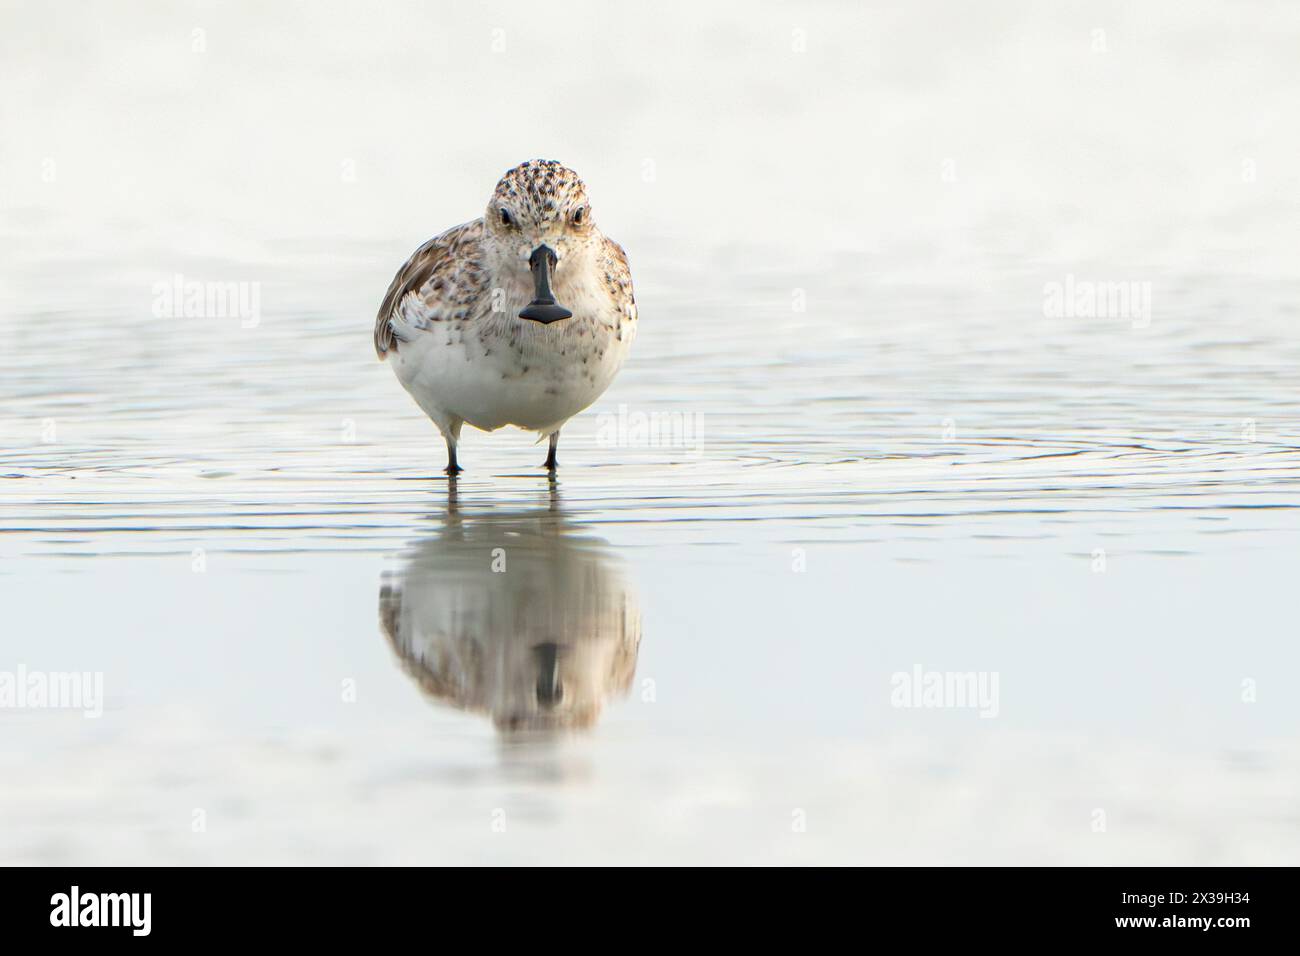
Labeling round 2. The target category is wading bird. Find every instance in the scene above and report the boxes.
[375,160,637,475]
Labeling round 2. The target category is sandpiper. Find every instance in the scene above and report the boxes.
[375,159,638,475]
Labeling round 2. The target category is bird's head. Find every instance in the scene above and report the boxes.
[485,159,598,323]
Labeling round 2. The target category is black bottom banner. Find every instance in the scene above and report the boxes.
[0,865,1286,943]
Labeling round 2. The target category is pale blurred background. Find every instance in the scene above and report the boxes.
[1,1,1298,864]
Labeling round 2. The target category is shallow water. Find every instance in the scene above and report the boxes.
[3,1,1300,864]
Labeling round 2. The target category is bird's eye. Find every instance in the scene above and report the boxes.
[571,207,586,226]
[499,208,513,226]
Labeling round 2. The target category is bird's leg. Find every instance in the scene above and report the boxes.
[543,431,559,472]
[443,420,464,477]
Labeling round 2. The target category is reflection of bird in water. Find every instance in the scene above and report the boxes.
[379,484,641,734]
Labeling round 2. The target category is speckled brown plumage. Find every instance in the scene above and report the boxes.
[374,219,487,358]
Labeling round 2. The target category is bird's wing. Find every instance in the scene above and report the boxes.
[600,236,637,323]
[374,218,487,359]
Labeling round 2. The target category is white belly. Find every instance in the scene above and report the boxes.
[392,312,633,435]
